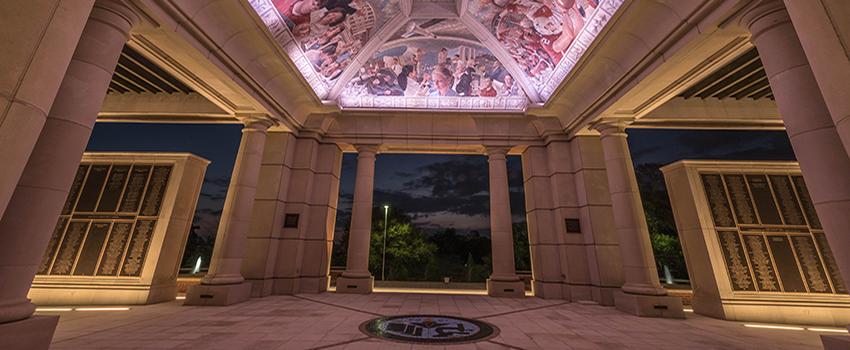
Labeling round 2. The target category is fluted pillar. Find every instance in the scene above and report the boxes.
[0,1,138,348]
[595,121,684,318]
[742,0,850,291]
[186,117,273,306]
[485,147,525,298]
[336,145,378,294]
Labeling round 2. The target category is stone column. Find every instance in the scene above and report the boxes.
[595,121,684,318]
[486,147,525,298]
[336,145,378,294]
[0,0,94,220]
[742,0,850,290]
[186,117,274,306]
[0,1,137,348]
[784,0,850,159]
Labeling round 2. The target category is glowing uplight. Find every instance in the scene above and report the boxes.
[373,287,487,296]
[35,308,73,312]
[75,307,131,311]
[683,308,694,313]
[192,256,202,274]
[175,296,186,300]
[744,324,804,331]
[807,328,849,333]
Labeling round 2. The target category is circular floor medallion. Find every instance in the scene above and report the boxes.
[360,314,497,344]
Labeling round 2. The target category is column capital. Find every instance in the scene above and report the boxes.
[484,146,510,159]
[739,0,789,39]
[240,115,276,132]
[592,119,630,138]
[354,144,380,155]
[91,0,141,34]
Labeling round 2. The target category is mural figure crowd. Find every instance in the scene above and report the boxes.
[273,0,397,81]
[345,39,523,98]
[471,0,599,83]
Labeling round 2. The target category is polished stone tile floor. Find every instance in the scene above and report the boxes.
[41,292,828,349]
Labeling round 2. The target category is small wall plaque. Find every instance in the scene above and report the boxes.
[565,218,581,234]
[284,214,300,228]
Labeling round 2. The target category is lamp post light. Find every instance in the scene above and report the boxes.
[382,204,389,281]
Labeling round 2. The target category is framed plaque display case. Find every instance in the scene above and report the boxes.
[662,161,850,326]
[29,152,208,305]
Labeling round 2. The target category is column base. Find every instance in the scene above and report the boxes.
[0,315,58,350]
[184,282,252,306]
[487,279,525,298]
[822,335,850,350]
[532,280,565,299]
[613,290,685,318]
[335,275,373,294]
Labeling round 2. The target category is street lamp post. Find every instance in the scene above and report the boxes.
[381,205,389,281]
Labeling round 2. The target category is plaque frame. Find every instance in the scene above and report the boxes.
[29,152,209,306]
[661,160,850,326]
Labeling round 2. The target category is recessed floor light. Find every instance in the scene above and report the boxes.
[75,307,131,311]
[744,324,804,331]
[35,308,73,312]
[807,327,848,333]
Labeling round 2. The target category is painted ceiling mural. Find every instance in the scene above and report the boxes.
[249,0,623,111]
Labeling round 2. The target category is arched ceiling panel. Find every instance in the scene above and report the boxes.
[249,0,624,111]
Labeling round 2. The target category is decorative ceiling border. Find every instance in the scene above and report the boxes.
[538,0,625,100]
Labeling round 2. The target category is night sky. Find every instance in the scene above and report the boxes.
[86,124,797,246]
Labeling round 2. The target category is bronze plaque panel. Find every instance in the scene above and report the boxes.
[723,175,757,225]
[701,174,735,228]
[63,165,89,215]
[51,221,90,275]
[766,235,806,293]
[76,165,109,212]
[814,232,847,294]
[746,175,782,225]
[791,236,831,293]
[717,231,755,291]
[119,165,151,213]
[743,234,779,291]
[73,223,111,276]
[140,166,171,216]
[769,176,805,226]
[42,161,175,278]
[38,218,68,275]
[97,222,132,276]
[792,176,821,229]
[121,220,156,276]
[97,166,130,212]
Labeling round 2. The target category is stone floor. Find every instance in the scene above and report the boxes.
[41,292,829,349]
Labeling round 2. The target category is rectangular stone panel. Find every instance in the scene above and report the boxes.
[769,176,805,226]
[37,218,68,275]
[119,165,151,213]
[766,235,806,293]
[140,166,171,216]
[813,232,847,294]
[701,174,735,227]
[746,175,782,225]
[50,221,90,275]
[792,176,821,229]
[73,222,111,276]
[97,222,132,276]
[790,235,831,293]
[717,231,755,291]
[723,175,757,225]
[97,165,130,212]
[121,220,156,277]
[743,234,780,292]
[62,165,89,215]
[75,165,110,212]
